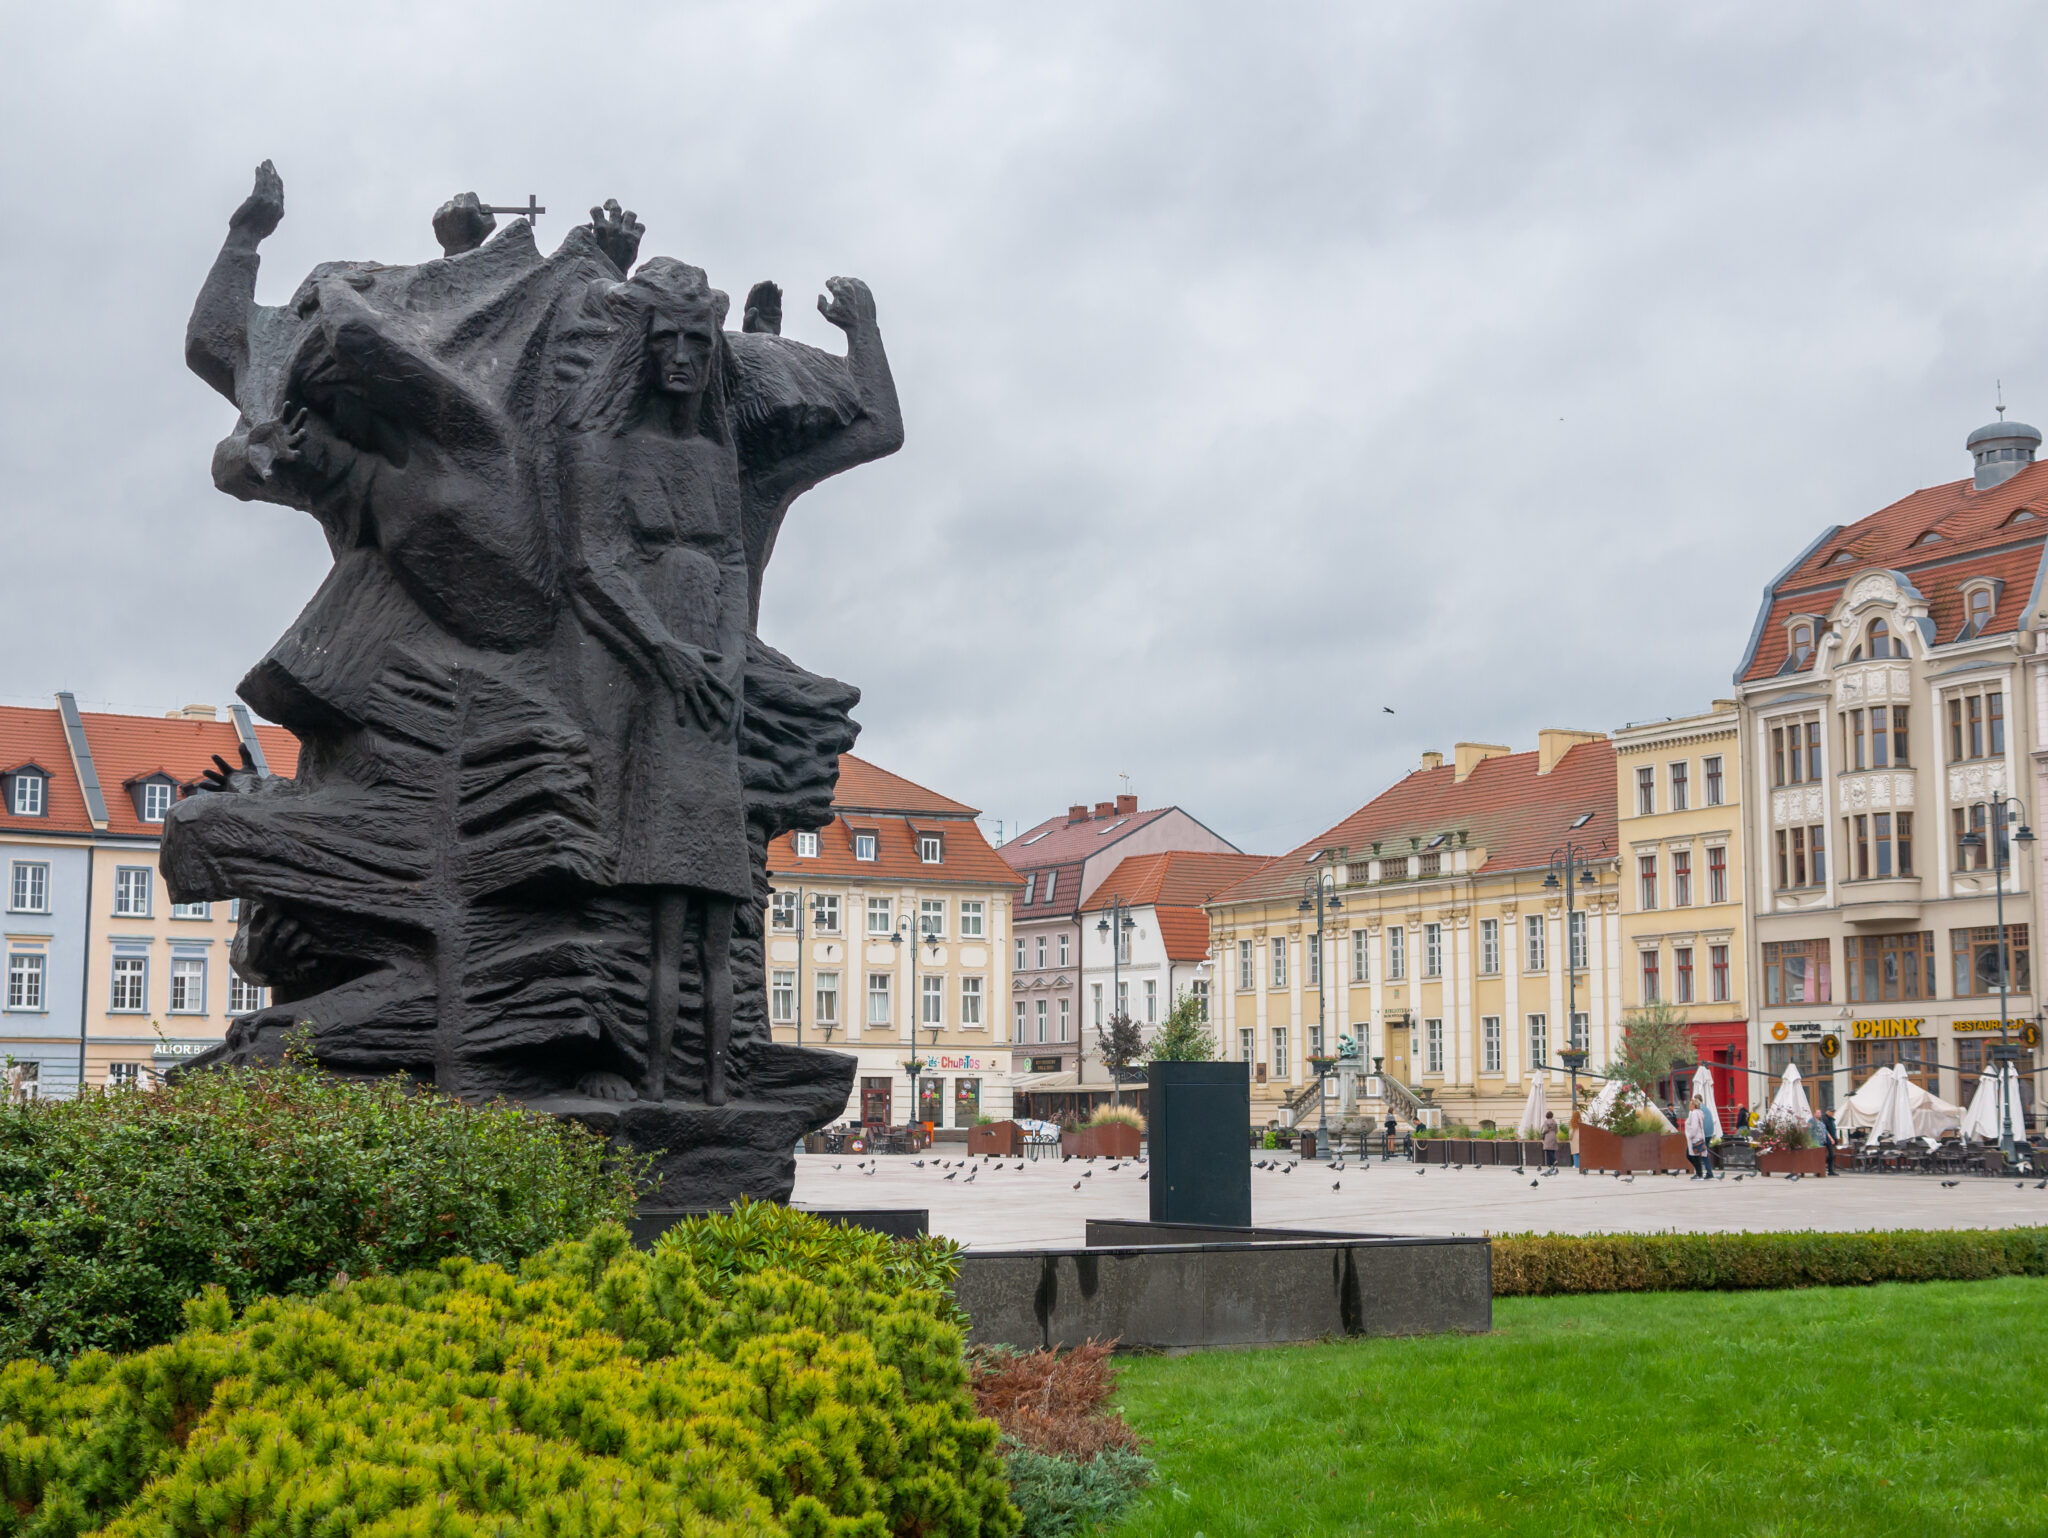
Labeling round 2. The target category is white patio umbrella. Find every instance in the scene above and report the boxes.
[1899,1074,1963,1138]
[1690,1064,1723,1141]
[1515,1076,1550,1138]
[1769,1062,1813,1125]
[1961,1063,2027,1143]
[1870,1064,1918,1144]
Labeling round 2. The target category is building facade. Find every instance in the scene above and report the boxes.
[765,754,1018,1132]
[1207,733,1620,1127]
[1,697,297,1094]
[1000,796,1240,1098]
[1614,704,1753,1119]
[1735,417,2048,1120]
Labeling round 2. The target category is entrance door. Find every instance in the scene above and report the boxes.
[861,1077,892,1125]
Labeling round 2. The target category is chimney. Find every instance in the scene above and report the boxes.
[1419,750,1444,772]
[1537,728,1605,775]
[1114,793,1137,815]
[1068,803,1090,825]
[1453,742,1510,783]
[169,704,218,722]
[1094,801,1115,819]
[1968,414,2042,491]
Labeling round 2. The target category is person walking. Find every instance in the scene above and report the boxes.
[1685,1096,1713,1180]
[1541,1110,1560,1169]
[1815,1108,1837,1176]
[1383,1111,1397,1159]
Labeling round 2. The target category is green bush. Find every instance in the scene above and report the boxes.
[1002,1446,1154,1538]
[0,1205,1020,1537]
[0,1065,637,1363]
[1493,1228,2048,1296]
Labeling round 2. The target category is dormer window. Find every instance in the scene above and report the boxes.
[918,833,943,864]
[2006,509,2037,525]
[1960,583,1997,640]
[8,770,46,817]
[137,779,174,824]
[1913,531,1942,546]
[853,832,878,861]
[794,830,819,858]
[1790,621,1815,669]
[1829,551,1856,565]
[1865,617,1901,659]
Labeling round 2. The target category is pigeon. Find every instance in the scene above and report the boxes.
[1282,1165,1293,1176]
[1015,1164,1025,1171]
[1733,1175,1745,1183]
[1331,1181,1341,1190]
[1622,1175,1635,1184]
[1788,1173,1803,1183]
[1530,1180,1540,1188]
[1941,1180,1960,1188]
[1452,1164,1463,1172]
[1063,1154,1073,1163]
[2019,1182,2028,1190]
[1514,1166,1525,1176]
[1083,1170,1093,1178]
[1073,1180,1082,1190]
[864,1166,876,1176]
[2035,1178,2048,1190]
[913,1160,925,1168]
[832,1164,842,1171]
[964,1170,977,1183]
[1109,1164,1122,1173]
[944,1171,957,1181]
[1416,1169,1427,1177]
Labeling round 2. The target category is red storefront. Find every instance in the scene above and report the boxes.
[1653,1021,1750,1121]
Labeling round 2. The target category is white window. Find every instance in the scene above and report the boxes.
[1635,765,1655,816]
[867,897,892,935]
[771,891,798,931]
[114,866,152,917]
[1117,923,1132,965]
[814,972,839,1027]
[1036,935,1047,969]
[1479,917,1499,974]
[1425,1018,1443,1074]
[794,830,819,858]
[141,781,173,823]
[1270,936,1288,989]
[853,832,877,861]
[1015,1000,1027,1038]
[111,957,146,1011]
[1481,1015,1501,1074]
[107,1062,140,1089]
[1423,923,1442,977]
[867,972,892,1026]
[1023,874,1037,904]
[1704,755,1725,807]
[1568,909,1587,970]
[1351,930,1370,983]
[1238,939,1254,989]
[1036,999,1048,1042]
[1524,914,1546,971]
[10,862,49,914]
[959,900,985,938]
[1057,933,1069,966]
[1092,982,1104,1024]
[171,900,210,920]
[771,970,797,1023]
[1191,979,1210,1020]
[1570,1011,1589,1051]
[960,975,983,1026]
[1387,926,1406,979]
[1669,761,1689,812]
[7,952,45,1011]
[921,973,944,1026]
[1145,978,1157,1022]
[11,774,45,816]
[1042,871,1058,903]
[1059,997,1071,1039]
[228,974,266,1014]
[1015,937,1027,970]
[1117,979,1129,1016]
[1239,1027,1254,1063]
[1271,1026,1289,1078]
[810,894,840,934]
[920,898,946,938]
[169,957,206,1014]
[1522,1012,1547,1069]
[918,833,942,864]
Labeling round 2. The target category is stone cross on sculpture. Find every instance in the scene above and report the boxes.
[170,161,901,1209]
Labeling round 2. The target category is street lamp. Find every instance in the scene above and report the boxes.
[1542,842,1602,1068]
[891,913,944,1132]
[1957,797,2036,1161]
[1095,899,1139,1110]
[1297,866,1344,1155]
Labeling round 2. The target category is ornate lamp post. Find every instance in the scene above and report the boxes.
[1297,867,1344,1155]
[891,913,943,1133]
[1958,797,2036,1161]
[1542,842,1602,1064]
[1095,899,1138,1110]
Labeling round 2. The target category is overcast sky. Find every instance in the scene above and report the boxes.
[6,3,2048,855]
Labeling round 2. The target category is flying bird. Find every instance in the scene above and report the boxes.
[1381,706,1395,714]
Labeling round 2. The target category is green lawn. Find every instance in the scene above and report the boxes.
[1108,1279,2048,1537]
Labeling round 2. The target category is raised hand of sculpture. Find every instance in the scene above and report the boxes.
[167,163,902,1209]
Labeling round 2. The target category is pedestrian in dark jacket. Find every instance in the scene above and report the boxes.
[1540,1111,1560,1168]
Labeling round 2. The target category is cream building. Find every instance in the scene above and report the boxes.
[1614,704,1753,1118]
[1206,732,1621,1129]
[765,754,1018,1133]
[1734,415,2048,1121]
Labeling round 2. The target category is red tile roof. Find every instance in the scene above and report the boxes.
[0,704,301,839]
[767,754,1018,888]
[1013,860,1086,919]
[1155,908,1214,962]
[1740,463,2048,682]
[1000,806,1177,870]
[1080,852,1269,961]
[1210,740,1618,906]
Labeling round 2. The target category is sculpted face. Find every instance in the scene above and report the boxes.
[650,305,720,396]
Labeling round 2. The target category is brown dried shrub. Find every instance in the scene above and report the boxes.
[971,1340,1145,1461]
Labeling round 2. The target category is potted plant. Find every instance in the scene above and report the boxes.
[966,1116,1020,1157]
[1061,1104,1144,1159]
[1750,1106,1826,1176]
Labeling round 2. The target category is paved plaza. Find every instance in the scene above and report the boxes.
[790,1151,2048,1250]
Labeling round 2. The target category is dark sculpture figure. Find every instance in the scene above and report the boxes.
[171,162,900,1207]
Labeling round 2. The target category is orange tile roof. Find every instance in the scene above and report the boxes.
[80,711,301,838]
[0,705,95,835]
[1740,463,2048,682]
[767,755,1018,889]
[1210,740,1618,906]
[1155,908,1214,962]
[1080,851,1271,913]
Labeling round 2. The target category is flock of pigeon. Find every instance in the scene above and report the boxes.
[828,1152,1152,1189]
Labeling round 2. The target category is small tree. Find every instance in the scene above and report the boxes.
[1148,990,1216,1062]
[1606,1001,1697,1100]
[1096,1011,1145,1109]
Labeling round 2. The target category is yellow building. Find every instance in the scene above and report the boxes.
[1613,703,1754,1119]
[765,754,1018,1133]
[1206,732,1620,1129]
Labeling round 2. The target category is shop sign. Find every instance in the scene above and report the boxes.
[1954,1019,2017,1032]
[1770,1022,1831,1041]
[914,1054,994,1072]
[151,1041,213,1059]
[1850,1018,1923,1040]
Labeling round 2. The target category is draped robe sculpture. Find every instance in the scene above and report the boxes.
[168,166,898,1207]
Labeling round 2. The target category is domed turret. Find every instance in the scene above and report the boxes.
[1967,415,2041,491]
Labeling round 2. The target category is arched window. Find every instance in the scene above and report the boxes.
[1790,622,1814,668]
[1966,586,1994,637]
[1867,618,1895,659]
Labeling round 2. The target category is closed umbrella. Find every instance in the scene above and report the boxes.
[1515,1076,1549,1138]
[1690,1064,1723,1141]
[1769,1063,1813,1125]
[1960,1066,2005,1142]
[1870,1064,1918,1144]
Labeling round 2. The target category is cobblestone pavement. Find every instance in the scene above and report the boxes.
[789,1150,2048,1250]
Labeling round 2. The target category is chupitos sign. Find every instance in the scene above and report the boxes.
[1850,1018,1923,1039]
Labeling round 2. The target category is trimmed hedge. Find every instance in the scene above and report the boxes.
[0,1204,1020,1537]
[1493,1227,2048,1296]
[0,1065,638,1363]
